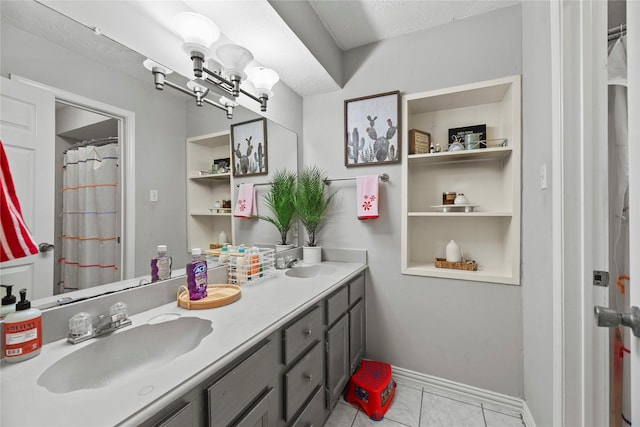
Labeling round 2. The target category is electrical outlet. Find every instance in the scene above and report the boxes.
[150,189,158,202]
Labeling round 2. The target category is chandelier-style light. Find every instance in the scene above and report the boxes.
[144,11,280,119]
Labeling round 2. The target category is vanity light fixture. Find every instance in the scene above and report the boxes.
[144,11,279,118]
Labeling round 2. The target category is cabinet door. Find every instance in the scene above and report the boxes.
[325,314,349,409]
[349,298,365,374]
[151,402,194,427]
[234,388,276,427]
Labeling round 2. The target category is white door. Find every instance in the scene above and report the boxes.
[0,76,55,299]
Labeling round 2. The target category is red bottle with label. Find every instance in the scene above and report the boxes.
[3,288,42,362]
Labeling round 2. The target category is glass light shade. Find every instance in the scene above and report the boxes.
[219,96,237,107]
[216,44,254,80]
[172,12,220,51]
[246,67,279,97]
[143,59,173,74]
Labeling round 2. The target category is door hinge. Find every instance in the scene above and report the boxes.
[593,270,609,287]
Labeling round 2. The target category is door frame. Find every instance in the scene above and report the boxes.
[9,74,136,281]
[552,0,609,425]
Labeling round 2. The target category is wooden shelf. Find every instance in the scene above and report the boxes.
[189,172,231,181]
[401,75,521,285]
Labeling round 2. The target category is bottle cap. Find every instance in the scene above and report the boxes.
[16,288,31,311]
[1,285,16,305]
[157,245,167,252]
[221,246,228,252]
[191,248,202,256]
[238,247,245,254]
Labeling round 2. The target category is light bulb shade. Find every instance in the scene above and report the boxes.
[246,67,279,98]
[172,12,220,52]
[219,96,237,107]
[216,44,254,80]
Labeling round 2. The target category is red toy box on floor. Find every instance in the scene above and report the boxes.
[344,359,396,421]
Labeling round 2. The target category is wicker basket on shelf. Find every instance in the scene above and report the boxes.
[434,258,478,271]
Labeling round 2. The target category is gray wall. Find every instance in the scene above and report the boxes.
[302,5,524,396]
[521,2,555,424]
[1,22,188,276]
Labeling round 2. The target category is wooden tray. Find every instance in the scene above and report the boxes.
[434,258,478,271]
[177,284,241,310]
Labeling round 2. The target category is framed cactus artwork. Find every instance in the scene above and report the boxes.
[231,118,268,177]
[344,90,401,167]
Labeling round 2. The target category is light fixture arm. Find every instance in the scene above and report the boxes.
[201,66,264,105]
[163,80,230,116]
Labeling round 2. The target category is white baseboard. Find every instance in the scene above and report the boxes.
[392,365,536,427]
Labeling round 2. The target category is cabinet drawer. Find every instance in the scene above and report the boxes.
[348,274,365,305]
[282,306,322,365]
[207,339,276,427]
[325,286,348,326]
[234,387,276,427]
[290,386,324,427]
[284,342,323,422]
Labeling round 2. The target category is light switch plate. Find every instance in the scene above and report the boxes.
[150,189,158,202]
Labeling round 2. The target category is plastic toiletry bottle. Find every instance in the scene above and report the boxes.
[151,245,172,282]
[236,247,246,285]
[3,289,42,362]
[249,247,260,279]
[186,248,208,300]
[218,245,230,264]
[1,284,16,318]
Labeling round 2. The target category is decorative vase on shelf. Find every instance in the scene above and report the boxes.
[446,240,462,263]
[303,246,322,264]
[275,244,294,252]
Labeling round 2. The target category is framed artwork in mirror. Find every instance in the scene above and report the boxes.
[231,118,268,177]
[344,90,401,167]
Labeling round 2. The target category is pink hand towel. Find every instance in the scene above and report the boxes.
[234,184,257,218]
[357,175,379,220]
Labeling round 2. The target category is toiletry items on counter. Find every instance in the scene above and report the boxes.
[3,288,42,362]
[1,284,16,317]
[187,248,208,301]
[151,245,172,282]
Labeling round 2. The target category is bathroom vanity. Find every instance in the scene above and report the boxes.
[0,258,366,427]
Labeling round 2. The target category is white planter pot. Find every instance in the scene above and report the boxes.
[302,246,322,264]
[275,244,294,252]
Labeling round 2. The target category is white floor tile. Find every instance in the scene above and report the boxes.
[484,408,523,427]
[393,376,425,392]
[353,411,413,427]
[383,384,422,427]
[324,401,358,427]
[420,392,485,427]
[422,386,482,408]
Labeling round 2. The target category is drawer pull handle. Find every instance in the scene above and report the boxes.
[304,328,312,336]
[303,373,313,382]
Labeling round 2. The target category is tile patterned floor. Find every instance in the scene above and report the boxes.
[324,378,524,427]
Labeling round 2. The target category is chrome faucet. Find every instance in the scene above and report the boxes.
[285,257,300,268]
[67,302,132,344]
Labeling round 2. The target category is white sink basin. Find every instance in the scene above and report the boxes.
[285,264,336,279]
[38,316,212,393]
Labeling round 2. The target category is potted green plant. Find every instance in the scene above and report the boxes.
[259,168,297,251]
[293,165,336,263]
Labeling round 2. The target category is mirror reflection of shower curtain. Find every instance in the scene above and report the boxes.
[608,34,630,427]
[60,144,119,290]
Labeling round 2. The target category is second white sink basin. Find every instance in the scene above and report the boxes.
[285,264,336,279]
[38,315,212,393]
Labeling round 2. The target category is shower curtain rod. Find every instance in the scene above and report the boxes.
[64,136,118,153]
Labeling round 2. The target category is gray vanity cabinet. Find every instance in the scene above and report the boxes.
[325,272,366,410]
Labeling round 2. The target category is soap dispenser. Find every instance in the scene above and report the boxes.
[1,284,16,318]
[3,288,42,362]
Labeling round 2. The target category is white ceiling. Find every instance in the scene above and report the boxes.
[308,0,518,51]
[5,1,519,98]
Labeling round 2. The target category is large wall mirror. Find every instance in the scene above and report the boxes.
[0,0,298,307]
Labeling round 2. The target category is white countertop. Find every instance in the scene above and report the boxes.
[0,261,366,427]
